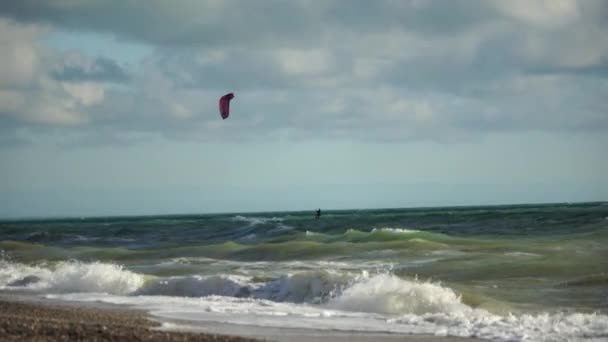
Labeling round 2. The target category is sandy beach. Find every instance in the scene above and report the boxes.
[0,296,477,342]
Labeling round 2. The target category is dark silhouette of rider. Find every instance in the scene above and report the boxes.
[315,208,321,219]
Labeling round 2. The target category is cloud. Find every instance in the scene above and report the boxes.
[51,56,130,83]
[0,1,607,146]
[0,19,108,129]
[0,0,325,47]
[0,18,46,88]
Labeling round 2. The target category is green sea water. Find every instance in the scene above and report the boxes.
[1,202,607,340]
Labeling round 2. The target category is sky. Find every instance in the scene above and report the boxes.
[1,0,607,218]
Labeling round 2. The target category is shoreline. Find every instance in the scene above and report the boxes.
[0,295,477,342]
[0,296,261,342]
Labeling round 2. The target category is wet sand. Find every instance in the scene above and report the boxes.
[0,297,477,341]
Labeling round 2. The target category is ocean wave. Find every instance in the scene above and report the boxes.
[0,259,361,303]
[0,259,391,306]
[503,251,541,258]
[256,270,358,303]
[0,260,143,295]
[304,228,430,244]
[342,229,444,245]
[21,231,135,244]
[231,215,284,226]
[135,270,360,304]
[329,274,467,315]
[371,227,420,234]
[134,269,459,310]
[4,259,608,341]
[45,273,608,341]
[0,260,50,289]
[24,231,95,243]
[136,275,252,298]
[266,223,294,234]
[557,273,608,287]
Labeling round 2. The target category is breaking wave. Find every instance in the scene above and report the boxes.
[4,259,607,341]
[0,260,143,295]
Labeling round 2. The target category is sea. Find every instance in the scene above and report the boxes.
[1,202,607,341]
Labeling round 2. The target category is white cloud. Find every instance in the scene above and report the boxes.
[492,0,580,29]
[0,19,108,127]
[276,48,333,75]
[169,103,193,120]
[0,19,45,87]
[62,82,104,106]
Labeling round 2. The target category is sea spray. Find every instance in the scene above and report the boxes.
[0,259,51,288]
[0,260,144,295]
[329,273,468,315]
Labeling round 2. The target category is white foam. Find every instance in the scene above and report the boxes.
[47,261,144,294]
[47,292,390,333]
[48,290,608,341]
[0,260,51,288]
[504,251,541,258]
[0,260,143,295]
[391,311,608,341]
[232,215,283,226]
[330,274,468,315]
[371,228,420,234]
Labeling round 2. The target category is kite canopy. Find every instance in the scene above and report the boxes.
[219,93,234,120]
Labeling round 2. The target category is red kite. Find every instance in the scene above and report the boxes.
[219,93,234,120]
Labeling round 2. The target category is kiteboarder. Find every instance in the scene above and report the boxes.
[315,208,321,219]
